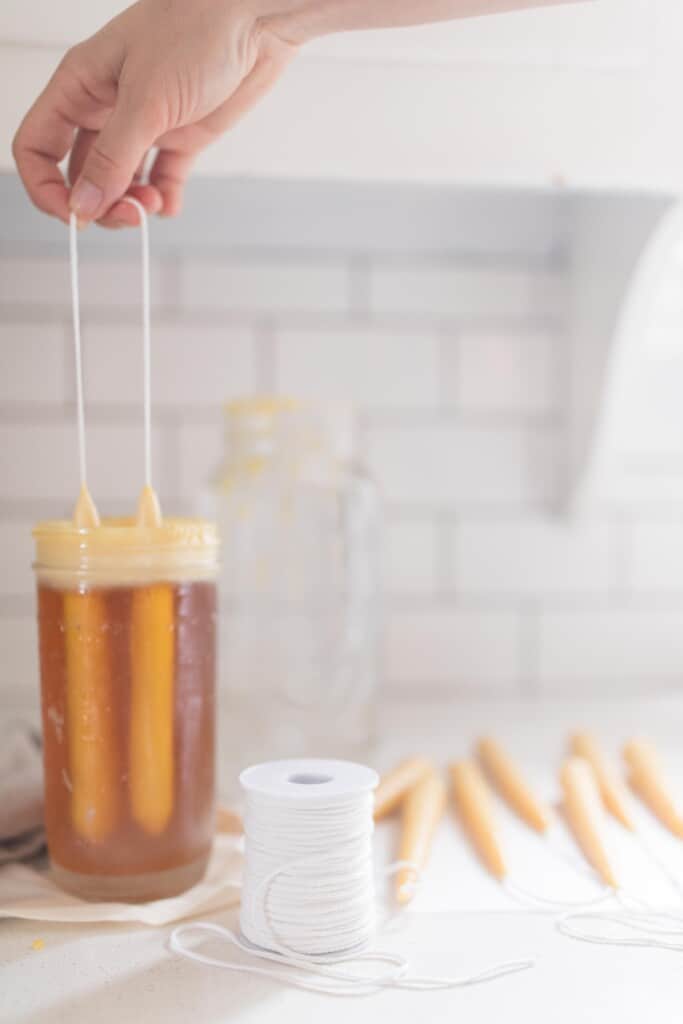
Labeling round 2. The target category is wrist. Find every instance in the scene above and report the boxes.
[255,1,337,46]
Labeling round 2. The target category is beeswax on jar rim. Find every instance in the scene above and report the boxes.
[33,517,219,587]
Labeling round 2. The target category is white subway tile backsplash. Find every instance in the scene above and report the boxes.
[0,258,68,306]
[180,259,350,314]
[178,421,224,503]
[0,423,77,501]
[0,323,65,403]
[83,323,255,406]
[385,607,521,691]
[0,422,165,502]
[370,265,564,320]
[0,519,36,597]
[367,423,528,506]
[0,257,165,310]
[451,328,559,415]
[527,427,564,506]
[79,259,167,310]
[275,327,439,408]
[0,189,681,702]
[0,616,38,691]
[383,520,438,594]
[451,518,613,596]
[538,607,683,690]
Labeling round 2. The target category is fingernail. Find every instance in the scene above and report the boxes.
[69,178,103,221]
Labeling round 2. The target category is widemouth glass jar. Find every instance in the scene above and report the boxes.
[207,398,380,783]
[33,517,219,902]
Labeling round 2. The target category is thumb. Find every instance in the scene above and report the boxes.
[69,92,163,223]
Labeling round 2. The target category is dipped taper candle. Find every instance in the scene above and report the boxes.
[395,768,446,904]
[374,757,433,821]
[476,737,550,833]
[560,757,618,889]
[570,732,634,830]
[450,760,506,880]
[623,738,683,837]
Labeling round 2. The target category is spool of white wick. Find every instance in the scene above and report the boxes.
[170,759,534,996]
[239,759,378,959]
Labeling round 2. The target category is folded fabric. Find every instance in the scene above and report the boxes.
[0,833,243,925]
[0,723,44,865]
[0,829,45,867]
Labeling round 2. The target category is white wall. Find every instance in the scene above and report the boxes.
[2,175,683,714]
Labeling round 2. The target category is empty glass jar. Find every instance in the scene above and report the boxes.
[206,398,380,783]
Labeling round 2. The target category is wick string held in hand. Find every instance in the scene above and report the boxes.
[121,196,153,491]
[69,212,88,490]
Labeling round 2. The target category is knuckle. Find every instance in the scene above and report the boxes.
[12,110,33,166]
[87,141,124,175]
[11,127,22,164]
[57,45,82,77]
[32,192,56,216]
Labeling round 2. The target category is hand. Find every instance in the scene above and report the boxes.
[12,0,298,228]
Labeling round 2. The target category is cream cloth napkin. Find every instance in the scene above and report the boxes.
[0,723,44,865]
[0,833,242,925]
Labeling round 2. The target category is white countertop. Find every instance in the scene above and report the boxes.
[3,695,683,1024]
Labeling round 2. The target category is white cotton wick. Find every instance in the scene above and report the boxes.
[119,196,162,527]
[69,213,99,528]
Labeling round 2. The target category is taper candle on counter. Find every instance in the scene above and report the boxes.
[374,757,433,820]
[450,760,506,880]
[570,732,634,830]
[476,737,550,833]
[395,769,446,904]
[216,805,243,835]
[560,757,618,889]
[623,738,683,837]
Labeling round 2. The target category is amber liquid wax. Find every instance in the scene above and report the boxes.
[37,580,216,901]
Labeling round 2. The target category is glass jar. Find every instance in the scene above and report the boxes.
[206,398,380,783]
[33,518,219,902]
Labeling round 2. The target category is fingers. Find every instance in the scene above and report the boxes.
[69,86,165,224]
[68,128,162,228]
[69,130,150,190]
[13,69,82,223]
[148,149,196,217]
[13,47,116,223]
[99,186,164,228]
